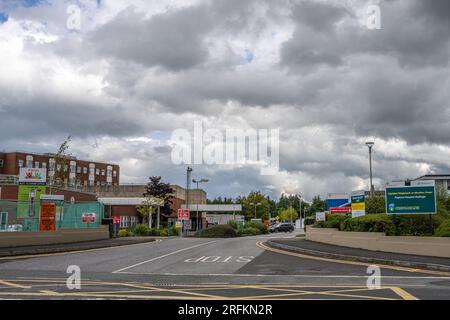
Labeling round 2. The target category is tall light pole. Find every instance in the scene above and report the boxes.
[298,194,302,230]
[192,178,209,237]
[250,202,262,219]
[365,141,375,196]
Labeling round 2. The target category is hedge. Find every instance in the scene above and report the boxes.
[194,224,237,238]
[435,220,450,237]
[340,214,395,235]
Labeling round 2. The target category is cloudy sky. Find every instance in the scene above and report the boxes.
[0,0,449,201]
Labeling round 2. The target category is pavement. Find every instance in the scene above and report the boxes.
[267,238,450,272]
[0,231,449,300]
[0,237,157,258]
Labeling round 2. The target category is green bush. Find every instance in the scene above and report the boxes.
[228,220,239,230]
[341,214,395,235]
[118,229,130,237]
[240,227,259,236]
[246,221,267,234]
[304,216,316,226]
[134,224,150,236]
[393,215,440,236]
[314,221,325,228]
[323,214,349,230]
[195,224,237,238]
[435,220,450,237]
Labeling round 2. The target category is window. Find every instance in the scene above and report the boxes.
[96,168,100,175]
[0,211,8,231]
[49,158,55,171]
[130,216,138,227]
[120,216,129,228]
[83,167,88,174]
[63,165,68,172]
[26,155,33,168]
[70,162,76,174]
[18,160,24,167]
[0,159,3,168]
[41,162,47,168]
[77,166,81,174]
[101,169,105,176]
[113,170,117,177]
[34,161,40,168]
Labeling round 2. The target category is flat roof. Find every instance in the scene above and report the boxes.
[181,204,242,212]
[98,197,164,206]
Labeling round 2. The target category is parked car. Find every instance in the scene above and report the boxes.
[269,223,294,233]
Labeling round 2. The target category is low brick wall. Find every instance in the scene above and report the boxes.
[0,226,110,248]
[306,226,450,258]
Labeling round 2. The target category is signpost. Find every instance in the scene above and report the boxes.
[386,180,437,233]
[385,180,436,215]
[330,207,352,214]
[315,212,326,222]
[39,202,56,231]
[177,209,190,238]
[82,212,96,223]
[351,190,366,218]
[178,209,190,220]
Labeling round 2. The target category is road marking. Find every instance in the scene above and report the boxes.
[184,256,255,263]
[257,241,450,276]
[0,280,32,289]
[0,279,412,300]
[0,240,162,261]
[390,286,419,300]
[112,240,219,273]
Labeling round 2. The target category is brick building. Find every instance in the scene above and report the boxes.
[0,151,120,188]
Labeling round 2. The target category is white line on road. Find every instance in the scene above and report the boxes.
[112,240,219,274]
[113,271,450,279]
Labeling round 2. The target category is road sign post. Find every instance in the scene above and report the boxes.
[351,190,366,218]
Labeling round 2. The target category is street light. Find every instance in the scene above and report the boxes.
[193,178,209,237]
[365,141,375,196]
[249,202,262,219]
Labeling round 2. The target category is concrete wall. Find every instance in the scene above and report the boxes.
[306,226,450,258]
[0,226,110,248]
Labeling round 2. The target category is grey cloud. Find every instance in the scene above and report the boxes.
[87,6,210,71]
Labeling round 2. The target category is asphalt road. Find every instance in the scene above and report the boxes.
[0,232,449,300]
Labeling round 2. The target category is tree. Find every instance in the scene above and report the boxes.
[366,196,386,214]
[241,191,270,220]
[143,176,174,217]
[49,136,72,193]
[278,206,298,222]
[309,195,327,214]
[136,195,164,228]
[136,196,157,226]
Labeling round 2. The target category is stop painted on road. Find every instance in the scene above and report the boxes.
[184,256,254,263]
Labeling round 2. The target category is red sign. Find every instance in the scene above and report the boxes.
[112,216,120,225]
[177,209,190,221]
[330,207,352,214]
[40,202,56,231]
[82,212,96,223]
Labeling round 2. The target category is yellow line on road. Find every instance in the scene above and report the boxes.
[0,280,32,289]
[390,287,419,300]
[257,241,450,276]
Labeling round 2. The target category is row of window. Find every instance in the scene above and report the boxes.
[118,216,138,228]
[18,158,117,177]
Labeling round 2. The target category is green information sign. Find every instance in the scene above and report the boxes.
[385,182,436,215]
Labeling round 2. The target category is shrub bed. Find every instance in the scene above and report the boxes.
[435,220,450,237]
[194,224,237,238]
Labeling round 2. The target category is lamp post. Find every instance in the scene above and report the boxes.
[365,141,375,196]
[250,202,262,219]
[192,178,208,237]
[298,194,302,230]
